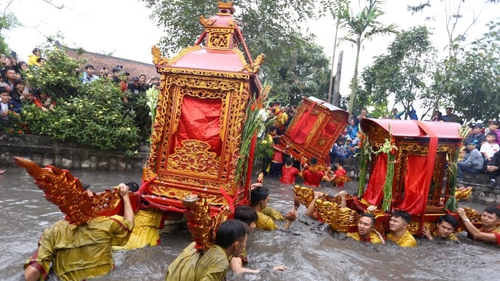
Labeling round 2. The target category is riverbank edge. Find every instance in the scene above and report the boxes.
[0,133,149,172]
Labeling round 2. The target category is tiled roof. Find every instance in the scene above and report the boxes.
[64,46,159,81]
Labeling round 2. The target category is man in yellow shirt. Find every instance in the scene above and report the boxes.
[457,206,500,246]
[24,183,135,281]
[347,213,384,244]
[250,186,297,230]
[230,205,287,275]
[165,219,249,281]
[386,210,417,248]
[422,214,459,241]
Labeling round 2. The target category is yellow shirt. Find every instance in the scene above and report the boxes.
[347,231,383,244]
[25,216,133,281]
[256,211,278,230]
[260,206,284,221]
[432,230,458,241]
[165,242,229,281]
[113,209,164,250]
[387,230,417,248]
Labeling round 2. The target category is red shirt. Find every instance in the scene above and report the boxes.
[272,149,283,163]
[334,168,347,187]
[302,168,324,187]
[280,166,300,184]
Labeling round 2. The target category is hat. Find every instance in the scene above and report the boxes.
[470,122,483,128]
[445,106,453,110]
[132,76,139,82]
[490,120,500,126]
[125,181,140,192]
[465,140,478,146]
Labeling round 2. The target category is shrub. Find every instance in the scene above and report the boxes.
[23,80,139,151]
[1,112,29,135]
[20,43,141,152]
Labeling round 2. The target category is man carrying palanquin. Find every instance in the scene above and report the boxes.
[347,213,384,244]
[24,183,134,281]
[301,157,325,187]
[386,210,417,248]
[230,205,287,275]
[165,219,249,281]
[422,214,459,242]
[250,186,297,230]
[457,206,500,246]
[298,190,383,244]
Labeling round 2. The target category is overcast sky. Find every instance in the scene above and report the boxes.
[3,0,500,105]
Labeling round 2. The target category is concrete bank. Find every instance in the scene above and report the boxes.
[0,134,149,172]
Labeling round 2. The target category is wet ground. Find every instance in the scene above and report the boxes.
[1,167,499,281]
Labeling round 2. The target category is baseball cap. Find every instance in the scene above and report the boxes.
[470,122,483,128]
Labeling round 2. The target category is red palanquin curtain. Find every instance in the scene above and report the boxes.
[172,95,222,155]
[321,121,338,138]
[288,103,317,145]
[397,155,429,215]
[363,154,387,206]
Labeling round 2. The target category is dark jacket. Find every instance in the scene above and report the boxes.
[465,133,486,146]
[487,151,500,167]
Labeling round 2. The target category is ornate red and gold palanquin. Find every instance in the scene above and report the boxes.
[142,2,263,222]
[356,119,463,234]
[278,96,349,165]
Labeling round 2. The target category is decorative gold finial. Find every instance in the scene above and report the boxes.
[152,45,169,65]
[242,54,266,74]
[199,15,216,27]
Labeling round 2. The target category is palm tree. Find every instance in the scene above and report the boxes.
[340,0,397,114]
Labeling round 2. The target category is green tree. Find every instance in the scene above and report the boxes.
[141,0,331,102]
[339,0,397,114]
[360,26,436,119]
[427,21,500,123]
[408,0,500,113]
[0,1,19,55]
[273,34,330,106]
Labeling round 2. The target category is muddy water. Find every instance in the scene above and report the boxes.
[1,167,499,281]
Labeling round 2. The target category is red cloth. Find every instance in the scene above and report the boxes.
[321,121,338,138]
[363,154,387,206]
[481,229,500,246]
[288,103,317,144]
[280,166,300,184]
[397,156,429,215]
[334,168,347,187]
[302,168,324,187]
[173,95,222,155]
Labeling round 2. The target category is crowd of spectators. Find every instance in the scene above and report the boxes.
[0,47,161,129]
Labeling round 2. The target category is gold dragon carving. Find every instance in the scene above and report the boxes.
[242,54,266,74]
[183,194,231,251]
[14,157,122,225]
[151,45,169,65]
[315,199,358,233]
[199,15,216,27]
